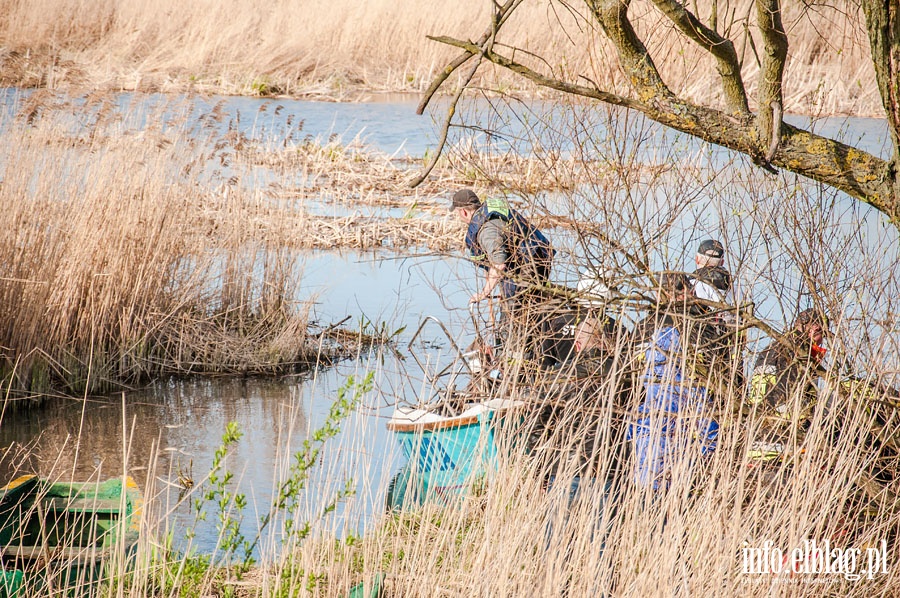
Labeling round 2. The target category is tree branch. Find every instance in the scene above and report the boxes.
[755,0,787,155]
[585,0,677,107]
[410,1,524,187]
[429,36,644,111]
[430,36,899,220]
[418,1,900,224]
[648,0,750,116]
[415,0,525,115]
[765,100,781,162]
[408,55,483,188]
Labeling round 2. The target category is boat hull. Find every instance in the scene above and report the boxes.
[385,399,521,509]
[0,475,142,598]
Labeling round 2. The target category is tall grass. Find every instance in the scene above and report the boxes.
[5,339,894,597]
[0,0,881,115]
[0,86,898,596]
[0,94,323,403]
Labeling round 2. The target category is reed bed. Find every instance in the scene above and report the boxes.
[0,90,637,401]
[3,331,898,597]
[240,132,599,207]
[0,0,882,116]
[2,86,886,406]
[0,93,376,403]
[311,382,900,597]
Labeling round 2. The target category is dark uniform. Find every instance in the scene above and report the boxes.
[748,340,824,410]
[538,307,626,370]
[691,265,732,300]
[746,336,826,461]
[527,344,632,567]
[528,348,631,482]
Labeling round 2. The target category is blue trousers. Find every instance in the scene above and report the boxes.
[630,382,718,489]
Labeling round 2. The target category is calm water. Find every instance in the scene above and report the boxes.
[0,90,897,554]
[0,250,483,554]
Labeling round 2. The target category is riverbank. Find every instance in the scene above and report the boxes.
[0,92,434,404]
[0,85,894,404]
[0,0,884,116]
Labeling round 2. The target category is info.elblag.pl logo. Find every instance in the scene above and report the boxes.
[741,539,889,581]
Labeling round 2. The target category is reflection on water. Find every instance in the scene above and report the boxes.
[0,251,475,554]
[0,352,419,555]
[0,375,320,553]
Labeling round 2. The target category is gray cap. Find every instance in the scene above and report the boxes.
[450,188,481,209]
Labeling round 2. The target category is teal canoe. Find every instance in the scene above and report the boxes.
[385,398,522,510]
[0,475,142,597]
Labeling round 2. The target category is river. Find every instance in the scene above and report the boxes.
[0,89,896,557]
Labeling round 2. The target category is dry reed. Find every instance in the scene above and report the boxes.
[0,90,625,402]
[0,0,882,116]
[1,83,899,597]
[0,93,363,403]
[26,332,891,598]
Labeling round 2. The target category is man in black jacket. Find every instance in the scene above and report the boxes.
[528,315,632,493]
[538,271,622,369]
[690,239,733,304]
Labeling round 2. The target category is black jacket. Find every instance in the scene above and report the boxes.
[526,348,632,481]
[749,338,822,409]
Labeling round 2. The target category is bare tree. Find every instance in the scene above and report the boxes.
[415,0,900,225]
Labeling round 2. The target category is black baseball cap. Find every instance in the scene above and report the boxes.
[697,239,725,259]
[450,188,481,209]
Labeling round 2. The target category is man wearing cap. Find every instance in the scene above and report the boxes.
[746,308,829,462]
[450,188,552,304]
[528,315,632,513]
[538,271,622,369]
[628,272,731,490]
[691,239,733,304]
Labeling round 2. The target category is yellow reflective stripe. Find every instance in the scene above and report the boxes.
[1,474,36,491]
[840,379,877,400]
[485,197,510,218]
[748,374,775,405]
[747,441,784,461]
[747,449,782,461]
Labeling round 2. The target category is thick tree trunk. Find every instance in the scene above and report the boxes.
[862,0,900,209]
[862,0,900,165]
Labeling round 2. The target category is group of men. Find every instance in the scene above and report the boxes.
[450,188,832,492]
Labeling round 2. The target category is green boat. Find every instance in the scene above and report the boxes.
[0,475,142,597]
